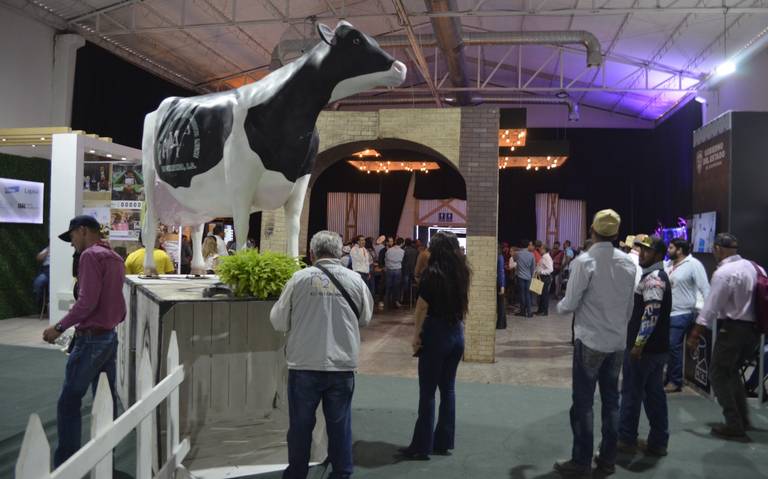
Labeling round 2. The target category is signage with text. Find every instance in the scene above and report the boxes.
[0,178,44,224]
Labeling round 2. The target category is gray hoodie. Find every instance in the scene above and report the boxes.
[270,258,374,371]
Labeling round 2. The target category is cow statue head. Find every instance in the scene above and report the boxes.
[316,21,407,103]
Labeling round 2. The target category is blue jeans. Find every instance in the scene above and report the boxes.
[517,278,532,315]
[409,317,464,454]
[570,340,623,467]
[619,351,669,449]
[385,270,402,307]
[54,331,118,467]
[666,313,695,387]
[33,267,49,306]
[284,370,355,479]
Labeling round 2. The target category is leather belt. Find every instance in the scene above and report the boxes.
[74,327,114,338]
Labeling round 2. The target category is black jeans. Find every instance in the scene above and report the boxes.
[710,320,759,430]
[537,274,552,314]
[409,318,465,454]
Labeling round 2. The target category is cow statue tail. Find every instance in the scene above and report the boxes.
[141,111,160,276]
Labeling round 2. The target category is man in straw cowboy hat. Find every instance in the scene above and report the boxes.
[554,209,637,478]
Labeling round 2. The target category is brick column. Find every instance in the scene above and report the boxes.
[459,107,500,363]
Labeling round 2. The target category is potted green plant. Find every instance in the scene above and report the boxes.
[216,249,304,299]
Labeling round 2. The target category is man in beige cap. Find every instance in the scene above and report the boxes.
[554,209,637,478]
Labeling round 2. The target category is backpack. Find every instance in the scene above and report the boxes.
[750,261,768,334]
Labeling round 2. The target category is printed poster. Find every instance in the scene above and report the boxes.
[83,163,112,202]
[110,209,142,241]
[111,164,144,203]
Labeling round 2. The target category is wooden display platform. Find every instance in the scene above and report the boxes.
[119,275,327,474]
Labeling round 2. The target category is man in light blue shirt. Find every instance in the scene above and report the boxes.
[663,238,710,392]
[514,239,536,317]
[554,210,636,478]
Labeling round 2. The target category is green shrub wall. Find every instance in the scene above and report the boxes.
[0,153,51,319]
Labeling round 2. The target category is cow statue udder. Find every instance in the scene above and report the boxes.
[140,21,406,274]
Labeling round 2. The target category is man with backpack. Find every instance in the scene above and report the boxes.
[688,233,767,440]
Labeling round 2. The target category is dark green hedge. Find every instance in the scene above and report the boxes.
[0,153,51,319]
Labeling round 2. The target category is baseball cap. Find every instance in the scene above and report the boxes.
[634,235,667,255]
[58,215,101,242]
[619,235,635,248]
[714,233,739,249]
[591,209,621,237]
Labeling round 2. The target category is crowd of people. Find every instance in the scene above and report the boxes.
[340,234,428,310]
[497,237,576,323]
[36,211,766,478]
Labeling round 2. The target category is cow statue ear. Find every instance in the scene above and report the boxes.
[317,23,336,46]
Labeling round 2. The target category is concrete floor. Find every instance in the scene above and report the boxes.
[361,304,581,388]
[5,300,767,479]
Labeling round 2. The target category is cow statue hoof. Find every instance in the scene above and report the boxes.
[190,267,207,276]
[140,267,160,279]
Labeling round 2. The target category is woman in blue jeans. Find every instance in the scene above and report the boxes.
[399,231,470,460]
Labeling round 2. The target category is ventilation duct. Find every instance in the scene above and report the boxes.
[271,31,603,70]
[337,96,580,121]
[424,0,472,106]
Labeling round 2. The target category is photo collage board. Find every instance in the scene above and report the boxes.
[82,160,186,269]
[82,161,144,244]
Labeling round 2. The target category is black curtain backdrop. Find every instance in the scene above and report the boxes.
[71,43,195,148]
[413,164,466,199]
[498,100,702,245]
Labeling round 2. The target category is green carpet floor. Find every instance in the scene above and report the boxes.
[2,344,768,478]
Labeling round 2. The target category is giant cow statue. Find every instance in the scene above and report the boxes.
[140,21,407,274]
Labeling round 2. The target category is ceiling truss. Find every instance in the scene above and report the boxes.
[4,0,768,122]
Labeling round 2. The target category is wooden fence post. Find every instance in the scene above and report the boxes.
[166,332,180,463]
[15,413,51,479]
[90,373,114,478]
[137,349,154,479]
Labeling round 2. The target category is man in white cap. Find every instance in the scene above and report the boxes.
[554,209,637,478]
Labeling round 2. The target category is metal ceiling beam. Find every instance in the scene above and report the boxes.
[608,0,707,113]
[390,86,696,92]
[89,5,768,35]
[391,0,442,106]
[635,0,759,118]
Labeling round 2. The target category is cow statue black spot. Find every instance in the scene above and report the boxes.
[140,21,406,275]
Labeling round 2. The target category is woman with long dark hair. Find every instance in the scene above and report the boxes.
[399,231,471,460]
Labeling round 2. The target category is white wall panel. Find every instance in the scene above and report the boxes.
[327,192,380,241]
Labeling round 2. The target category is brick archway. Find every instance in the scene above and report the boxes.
[260,107,500,362]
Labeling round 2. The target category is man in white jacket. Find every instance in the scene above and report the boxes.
[271,230,373,479]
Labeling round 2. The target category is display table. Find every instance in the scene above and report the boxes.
[119,275,327,473]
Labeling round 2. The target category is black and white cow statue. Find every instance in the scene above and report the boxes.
[140,21,406,274]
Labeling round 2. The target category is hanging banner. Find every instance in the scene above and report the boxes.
[0,178,44,224]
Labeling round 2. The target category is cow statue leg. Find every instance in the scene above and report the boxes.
[190,224,206,275]
[284,174,310,258]
[141,112,159,276]
[231,200,251,252]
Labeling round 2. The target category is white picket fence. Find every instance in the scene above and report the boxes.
[15,331,188,479]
